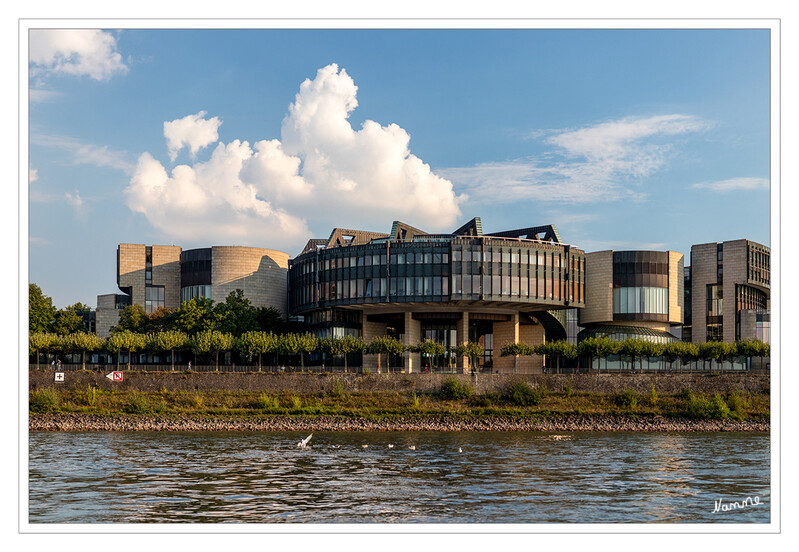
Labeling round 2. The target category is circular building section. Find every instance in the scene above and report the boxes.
[289,218,585,374]
[580,250,684,344]
[181,246,289,317]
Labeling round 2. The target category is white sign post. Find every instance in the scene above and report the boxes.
[105,371,124,382]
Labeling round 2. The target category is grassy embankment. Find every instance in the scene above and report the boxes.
[29,378,769,421]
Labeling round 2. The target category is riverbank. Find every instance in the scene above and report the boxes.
[29,413,769,432]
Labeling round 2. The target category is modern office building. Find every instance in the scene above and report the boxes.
[577,250,685,344]
[95,243,289,337]
[288,217,585,373]
[684,239,770,343]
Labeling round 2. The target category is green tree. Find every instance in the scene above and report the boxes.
[215,290,259,336]
[113,304,149,333]
[455,341,484,374]
[280,332,319,370]
[698,341,738,371]
[236,331,279,371]
[735,338,770,359]
[29,284,56,333]
[499,342,535,357]
[52,305,85,336]
[365,335,405,373]
[534,340,577,373]
[321,335,365,373]
[190,330,234,370]
[29,332,58,368]
[66,332,105,370]
[147,330,189,370]
[106,330,146,368]
[174,297,220,335]
[577,337,621,371]
[410,339,447,370]
[256,306,285,333]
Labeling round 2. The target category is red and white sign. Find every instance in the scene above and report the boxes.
[105,371,124,382]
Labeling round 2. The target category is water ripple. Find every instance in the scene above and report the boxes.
[28,431,770,524]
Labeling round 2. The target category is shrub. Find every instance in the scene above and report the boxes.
[680,388,695,401]
[257,393,279,410]
[563,381,574,398]
[411,392,420,408]
[124,392,151,415]
[614,388,638,409]
[709,393,731,419]
[439,377,474,400]
[30,388,61,413]
[329,379,345,398]
[726,391,748,419]
[648,384,659,406]
[153,399,168,415]
[82,385,98,407]
[506,380,544,406]
[290,395,303,410]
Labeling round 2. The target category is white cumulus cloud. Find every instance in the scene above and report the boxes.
[164,111,222,162]
[29,29,128,81]
[124,64,464,252]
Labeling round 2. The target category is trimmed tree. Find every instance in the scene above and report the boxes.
[106,330,146,369]
[365,335,405,373]
[191,330,234,370]
[66,332,106,370]
[147,330,189,371]
[236,331,279,371]
[455,341,484,374]
[321,335,365,373]
[534,340,577,373]
[280,332,319,370]
[29,332,58,369]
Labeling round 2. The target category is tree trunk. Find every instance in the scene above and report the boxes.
[171,348,175,371]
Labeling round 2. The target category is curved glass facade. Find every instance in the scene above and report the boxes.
[612,250,671,322]
[577,324,678,344]
[289,237,585,314]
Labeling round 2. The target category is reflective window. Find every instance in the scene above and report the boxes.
[613,287,669,315]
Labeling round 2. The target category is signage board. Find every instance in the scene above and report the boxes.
[105,371,124,382]
[54,372,65,383]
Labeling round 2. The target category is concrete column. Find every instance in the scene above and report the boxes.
[492,312,521,373]
[403,312,421,373]
[456,311,470,373]
[362,318,387,372]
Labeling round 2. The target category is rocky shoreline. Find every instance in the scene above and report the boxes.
[29,413,769,432]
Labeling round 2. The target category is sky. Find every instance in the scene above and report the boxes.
[26,26,773,309]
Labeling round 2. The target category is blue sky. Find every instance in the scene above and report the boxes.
[27,27,772,308]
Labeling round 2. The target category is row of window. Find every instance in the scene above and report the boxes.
[180,284,212,304]
[612,286,669,315]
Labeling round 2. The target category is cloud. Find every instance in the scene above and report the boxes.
[29,88,61,103]
[29,29,128,81]
[124,64,464,251]
[692,177,769,192]
[30,168,38,183]
[164,111,222,161]
[443,114,710,205]
[65,189,84,214]
[29,237,51,246]
[31,134,135,174]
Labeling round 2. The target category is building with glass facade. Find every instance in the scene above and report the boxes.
[95,243,289,337]
[578,250,685,344]
[288,218,585,373]
[684,239,770,343]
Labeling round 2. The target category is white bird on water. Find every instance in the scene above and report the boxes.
[362,444,369,449]
[408,445,416,451]
[459,447,463,453]
[388,444,394,449]
[297,434,313,448]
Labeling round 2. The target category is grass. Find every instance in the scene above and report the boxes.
[28,387,770,421]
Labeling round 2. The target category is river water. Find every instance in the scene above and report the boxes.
[28,431,770,524]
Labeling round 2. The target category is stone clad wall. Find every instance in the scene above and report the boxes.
[580,251,613,325]
[211,246,289,316]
